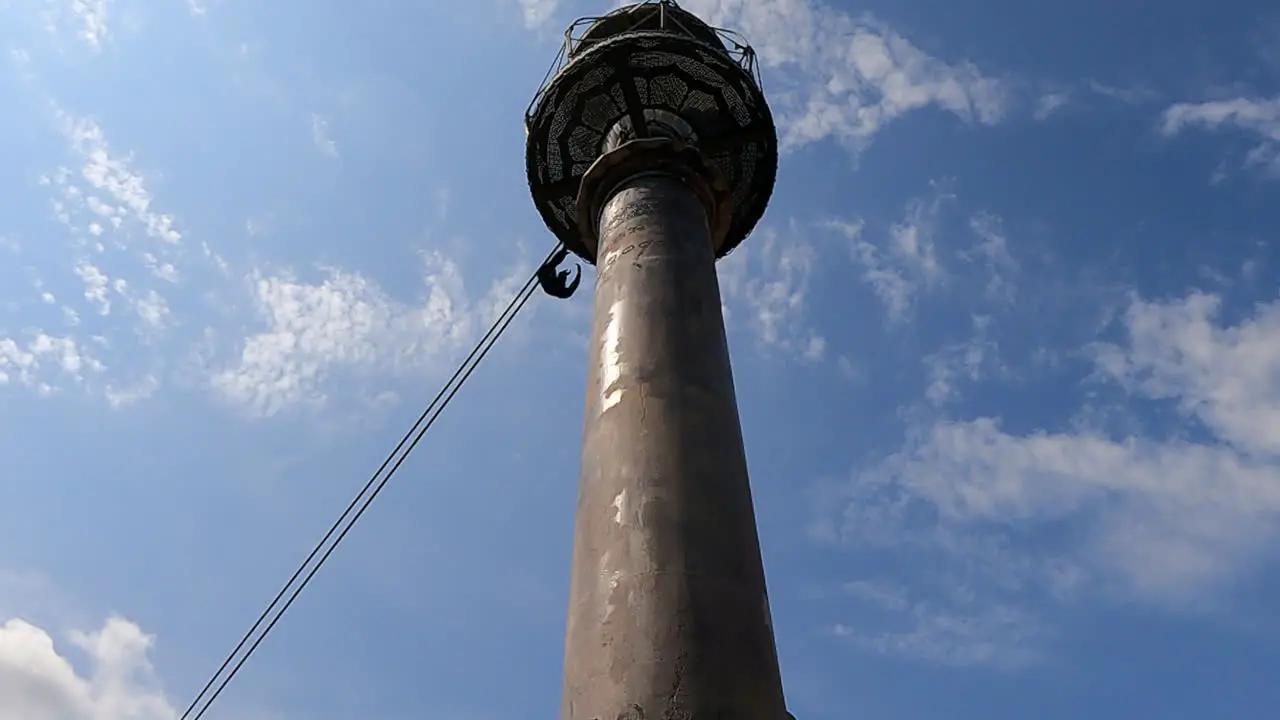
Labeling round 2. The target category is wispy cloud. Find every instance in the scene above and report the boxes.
[1087,80,1159,105]
[839,191,949,323]
[310,113,339,157]
[719,227,826,362]
[1034,91,1070,120]
[683,0,1009,152]
[104,374,161,408]
[517,0,559,29]
[820,289,1280,666]
[38,0,111,51]
[924,314,1002,406]
[1160,96,1280,177]
[965,211,1018,305]
[834,579,1043,669]
[1161,96,1280,141]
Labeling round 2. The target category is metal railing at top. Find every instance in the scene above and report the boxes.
[524,0,763,133]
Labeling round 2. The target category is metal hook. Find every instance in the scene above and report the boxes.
[537,246,583,299]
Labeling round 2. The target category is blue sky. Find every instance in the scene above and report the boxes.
[2,0,1279,717]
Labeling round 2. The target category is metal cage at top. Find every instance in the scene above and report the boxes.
[524,1,764,132]
[524,0,778,263]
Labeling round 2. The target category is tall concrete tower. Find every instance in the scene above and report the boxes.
[525,2,790,718]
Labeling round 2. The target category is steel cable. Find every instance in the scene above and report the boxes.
[180,244,563,720]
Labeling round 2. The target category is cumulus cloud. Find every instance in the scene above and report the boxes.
[212,252,515,417]
[683,0,1010,151]
[822,289,1280,663]
[1093,291,1280,459]
[0,616,176,720]
[718,227,826,362]
[1160,96,1280,177]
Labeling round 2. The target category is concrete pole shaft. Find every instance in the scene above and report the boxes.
[561,171,787,720]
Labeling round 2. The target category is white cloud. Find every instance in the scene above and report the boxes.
[834,580,1042,669]
[825,288,1280,646]
[11,47,32,68]
[105,374,160,408]
[53,110,183,245]
[1087,80,1158,105]
[141,253,178,283]
[1243,142,1280,176]
[36,0,111,51]
[75,260,112,315]
[0,616,176,720]
[1160,96,1280,141]
[71,0,110,50]
[965,211,1018,304]
[0,333,103,391]
[924,314,1000,406]
[1093,291,1280,459]
[67,258,172,333]
[310,114,338,157]
[130,289,171,329]
[517,0,559,29]
[838,192,948,322]
[10,107,202,405]
[212,253,506,417]
[245,217,271,237]
[846,416,1280,607]
[886,199,945,282]
[1160,96,1280,178]
[682,0,1009,151]
[1033,91,1070,120]
[719,227,826,362]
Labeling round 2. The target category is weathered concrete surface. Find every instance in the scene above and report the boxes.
[560,172,788,720]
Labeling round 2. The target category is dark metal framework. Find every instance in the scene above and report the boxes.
[525,0,778,263]
[523,2,765,118]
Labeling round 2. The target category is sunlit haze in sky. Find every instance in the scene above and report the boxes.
[2,0,1280,718]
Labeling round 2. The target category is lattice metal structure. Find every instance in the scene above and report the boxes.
[525,0,777,263]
